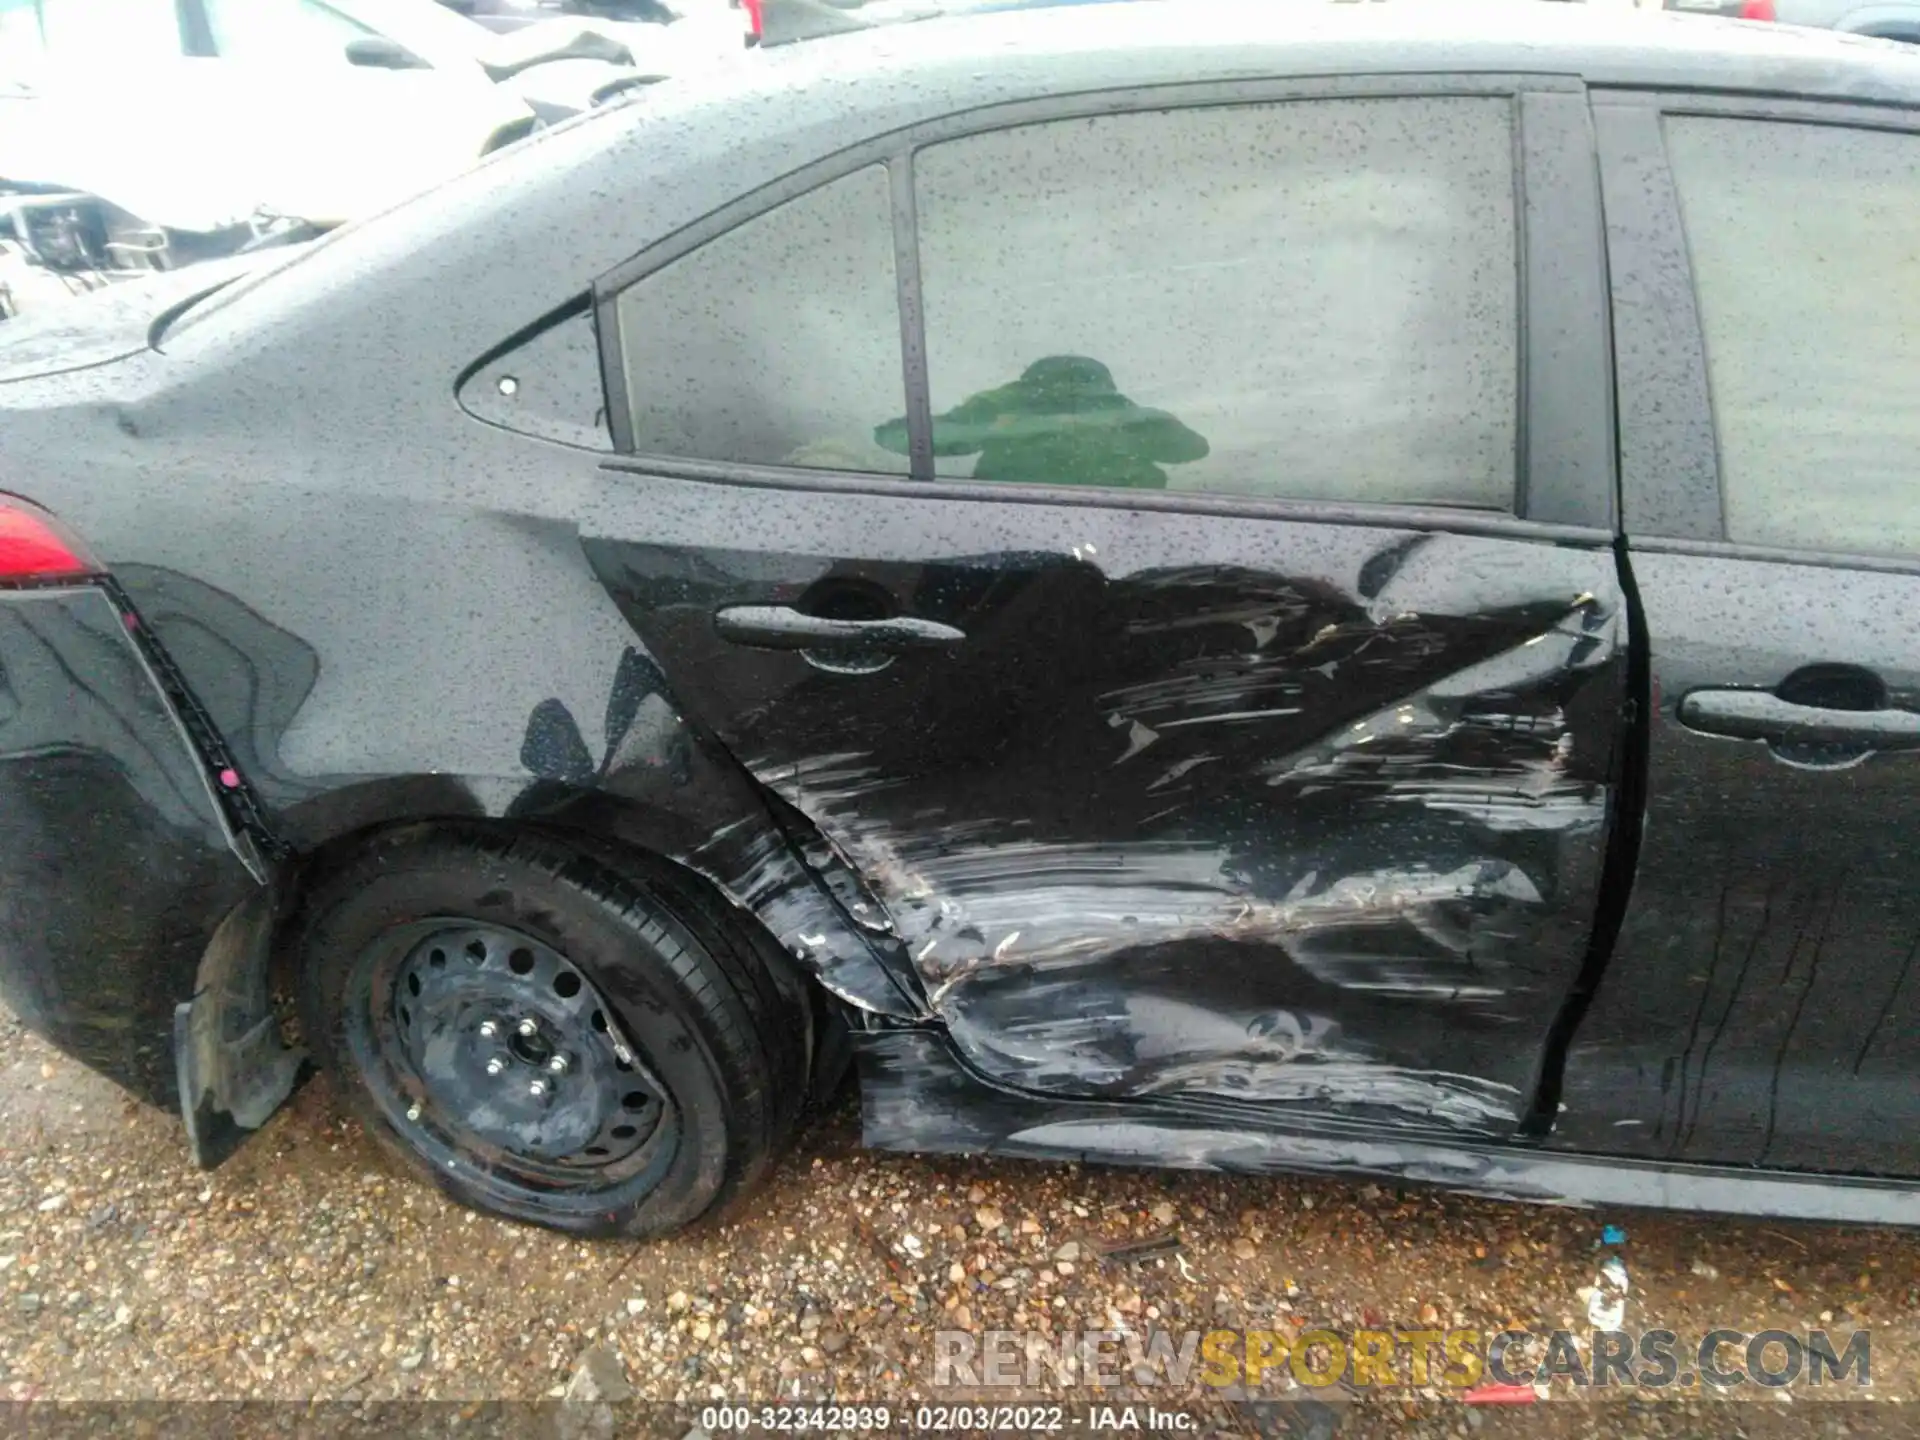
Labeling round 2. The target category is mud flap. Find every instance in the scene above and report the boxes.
[172,894,309,1169]
[173,1001,302,1168]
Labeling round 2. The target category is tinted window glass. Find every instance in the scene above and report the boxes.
[616,165,907,473]
[911,98,1517,504]
[1667,117,1920,559]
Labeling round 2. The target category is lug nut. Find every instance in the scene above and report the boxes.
[529,1079,548,1097]
[517,1018,539,1038]
[478,1020,497,1038]
[406,1103,421,1121]
[547,1054,569,1074]
[485,1057,505,1076]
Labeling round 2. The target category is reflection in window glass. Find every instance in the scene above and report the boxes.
[910,98,1517,505]
[616,165,908,474]
[1667,117,1920,559]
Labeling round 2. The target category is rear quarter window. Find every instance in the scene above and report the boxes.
[459,306,610,451]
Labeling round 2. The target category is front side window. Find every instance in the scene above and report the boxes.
[1667,115,1920,560]
[910,97,1519,505]
[614,164,908,474]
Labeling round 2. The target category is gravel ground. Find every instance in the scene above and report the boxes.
[1,1007,1917,1439]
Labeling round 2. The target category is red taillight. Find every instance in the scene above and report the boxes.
[1739,0,1777,18]
[0,497,99,583]
[742,0,764,39]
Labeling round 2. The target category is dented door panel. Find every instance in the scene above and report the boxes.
[585,479,1624,1136]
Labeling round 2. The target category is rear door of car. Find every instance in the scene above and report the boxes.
[1553,92,1920,1175]
[581,75,1628,1140]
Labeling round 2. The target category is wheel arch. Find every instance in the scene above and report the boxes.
[124,565,923,1162]
[178,772,924,1166]
[272,774,928,1018]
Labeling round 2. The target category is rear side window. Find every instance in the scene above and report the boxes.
[614,164,908,474]
[1667,116,1920,559]
[910,98,1518,505]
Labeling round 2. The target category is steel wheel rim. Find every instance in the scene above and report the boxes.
[345,918,679,1204]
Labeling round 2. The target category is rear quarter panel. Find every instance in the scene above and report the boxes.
[0,586,254,1104]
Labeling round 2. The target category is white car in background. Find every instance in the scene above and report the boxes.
[0,0,737,313]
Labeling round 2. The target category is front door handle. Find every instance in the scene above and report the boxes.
[1678,688,1920,750]
[713,604,966,653]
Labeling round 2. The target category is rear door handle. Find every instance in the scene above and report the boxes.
[713,605,966,653]
[1678,688,1920,750]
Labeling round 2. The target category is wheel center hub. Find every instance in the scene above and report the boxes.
[508,1026,554,1068]
[380,924,663,1168]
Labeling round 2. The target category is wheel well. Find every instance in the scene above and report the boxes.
[281,812,823,989]
[267,816,851,1097]
[186,797,882,1168]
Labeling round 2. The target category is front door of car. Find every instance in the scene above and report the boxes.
[1555,95,1920,1176]
[583,80,1628,1139]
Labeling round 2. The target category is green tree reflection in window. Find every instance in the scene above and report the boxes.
[877,356,1208,490]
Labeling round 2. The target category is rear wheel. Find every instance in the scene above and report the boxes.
[293,825,806,1236]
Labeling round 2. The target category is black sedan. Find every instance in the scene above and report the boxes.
[3,0,1919,1237]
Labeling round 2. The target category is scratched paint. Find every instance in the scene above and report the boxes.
[852,1028,1920,1227]
[104,562,929,1024]
[599,516,1626,1137]
[1,7,1914,1216]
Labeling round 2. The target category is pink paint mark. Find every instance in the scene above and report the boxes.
[122,613,139,630]
[218,768,240,789]
[1463,1384,1536,1405]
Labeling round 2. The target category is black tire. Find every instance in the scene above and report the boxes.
[292,823,807,1237]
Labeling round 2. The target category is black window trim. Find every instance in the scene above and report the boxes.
[1597,87,1920,564]
[596,70,1614,538]
[1519,87,1615,531]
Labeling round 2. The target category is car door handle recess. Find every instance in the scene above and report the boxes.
[713,605,966,652]
[1678,688,1920,749]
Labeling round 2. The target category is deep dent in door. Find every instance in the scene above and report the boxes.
[790,582,1616,1126]
[598,516,1627,1134]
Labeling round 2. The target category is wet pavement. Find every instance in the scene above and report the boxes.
[1,1007,1916,1437]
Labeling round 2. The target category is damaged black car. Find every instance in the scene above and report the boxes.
[3,0,1919,1237]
